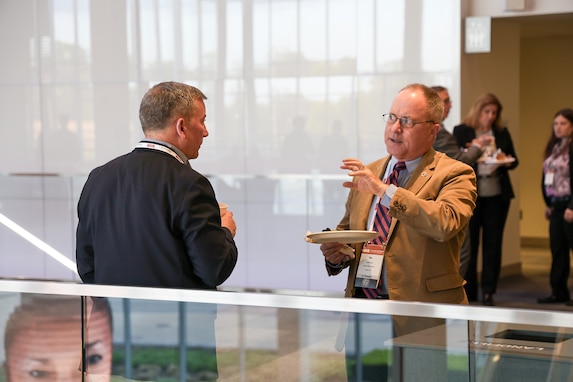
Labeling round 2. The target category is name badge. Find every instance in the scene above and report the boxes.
[545,170,554,187]
[354,243,385,289]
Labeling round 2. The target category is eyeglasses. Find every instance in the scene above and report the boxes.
[383,113,435,129]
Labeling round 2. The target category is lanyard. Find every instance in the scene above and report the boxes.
[135,142,186,165]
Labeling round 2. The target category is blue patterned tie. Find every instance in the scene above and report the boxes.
[363,161,406,298]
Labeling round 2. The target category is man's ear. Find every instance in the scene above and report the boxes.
[176,118,186,136]
[431,122,440,136]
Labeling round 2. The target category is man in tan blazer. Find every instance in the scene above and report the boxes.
[320,83,477,336]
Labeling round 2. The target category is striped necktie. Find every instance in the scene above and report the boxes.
[363,161,406,298]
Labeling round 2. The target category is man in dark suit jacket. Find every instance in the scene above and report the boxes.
[76,82,238,289]
[431,86,491,277]
[431,86,490,165]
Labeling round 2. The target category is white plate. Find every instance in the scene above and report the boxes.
[305,230,378,244]
[481,157,516,164]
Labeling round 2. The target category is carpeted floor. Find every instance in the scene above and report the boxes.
[479,245,573,311]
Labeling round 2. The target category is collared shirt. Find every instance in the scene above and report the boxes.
[137,139,191,167]
[366,156,421,229]
[544,138,571,198]
[364,156,421,296]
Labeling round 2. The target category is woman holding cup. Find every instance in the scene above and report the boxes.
[453,93,519,306]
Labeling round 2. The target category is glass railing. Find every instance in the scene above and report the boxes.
[0,279,572,382]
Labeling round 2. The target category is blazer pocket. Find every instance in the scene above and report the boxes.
[426,272,465,292]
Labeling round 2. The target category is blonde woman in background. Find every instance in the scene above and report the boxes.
[538,108,573,305]
[453,93,519,306]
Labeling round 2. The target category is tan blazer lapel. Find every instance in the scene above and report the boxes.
[405,149,437,195]
[386,150,436,240]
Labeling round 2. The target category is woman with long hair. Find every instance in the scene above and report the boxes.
[453,93,519,306]
[538,108,573,305]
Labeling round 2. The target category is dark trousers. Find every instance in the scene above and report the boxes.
[548,203,573,300]
[464,195,510,300]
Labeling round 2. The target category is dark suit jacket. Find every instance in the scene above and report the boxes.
[453,124,518,200]
[76,143,238,289]
[433,125,483,165]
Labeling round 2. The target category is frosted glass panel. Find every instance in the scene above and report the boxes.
[0,0,460,292]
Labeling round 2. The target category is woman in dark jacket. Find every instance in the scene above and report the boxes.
[538,108,573,304]
[453,93,519,306]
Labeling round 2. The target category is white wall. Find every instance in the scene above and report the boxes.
[460,19,522,275]
[469,0,573,17]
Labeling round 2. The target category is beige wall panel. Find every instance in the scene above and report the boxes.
[520,35,573,239]
[461,21,522,273]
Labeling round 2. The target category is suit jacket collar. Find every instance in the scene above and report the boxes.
[405,148,437,195]
[388,149,437,234]
[374,148,437,192]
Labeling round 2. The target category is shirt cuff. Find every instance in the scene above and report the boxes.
[381,184,398,207]
[326,260,344,269]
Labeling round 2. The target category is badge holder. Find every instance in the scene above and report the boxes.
[354,242,385,289]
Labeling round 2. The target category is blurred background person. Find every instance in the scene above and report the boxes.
[431,86,491,165]
[279,114,316,172]
[275,115,317,215]
[431,86,492,276]
[538,108,573,304]
[3,294,113,382]
[453,93,519,306]
[319,120,351,213]
[318,119,349,172]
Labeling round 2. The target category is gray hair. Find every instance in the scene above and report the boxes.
[401,83,444,124]
[139,82,207,132]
